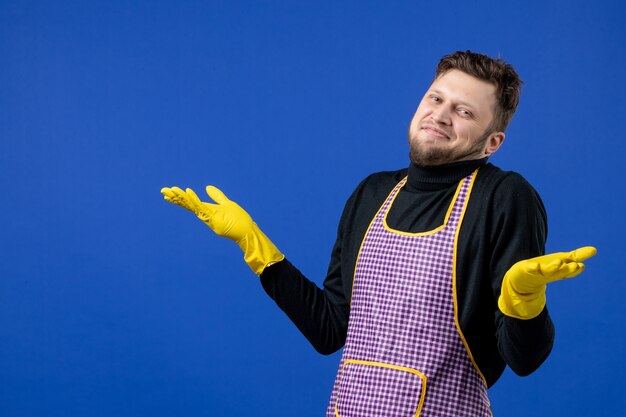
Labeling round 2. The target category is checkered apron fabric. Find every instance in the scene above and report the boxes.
[325,172,491,417]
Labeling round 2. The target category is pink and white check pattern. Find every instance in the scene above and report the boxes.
[326,174,492,417]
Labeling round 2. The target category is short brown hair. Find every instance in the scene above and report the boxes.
[435,50,522,132]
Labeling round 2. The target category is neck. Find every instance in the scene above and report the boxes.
[405,158,487,191]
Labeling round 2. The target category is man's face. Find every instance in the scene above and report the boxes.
[408,69,504,166]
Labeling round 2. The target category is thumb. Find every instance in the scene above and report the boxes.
[205,185,230,205]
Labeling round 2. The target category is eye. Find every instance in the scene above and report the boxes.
[457,108,472,118]
[429,95,441,103]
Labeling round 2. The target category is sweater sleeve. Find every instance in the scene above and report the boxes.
[258,184,361,355]
[490,173,554,376]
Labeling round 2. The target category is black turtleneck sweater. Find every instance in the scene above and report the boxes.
[260,158,552,388]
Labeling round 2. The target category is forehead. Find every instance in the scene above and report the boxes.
[430,69,497,110]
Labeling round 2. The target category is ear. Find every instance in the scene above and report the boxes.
[483,131,505,156]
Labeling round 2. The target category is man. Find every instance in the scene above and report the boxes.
[161,51,595,416]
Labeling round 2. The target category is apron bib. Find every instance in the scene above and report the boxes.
[326,171,492,417]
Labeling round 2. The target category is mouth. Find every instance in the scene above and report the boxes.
[420,124,450,139]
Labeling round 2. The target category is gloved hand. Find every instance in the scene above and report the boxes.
[498,246,597,319]
[160,185,285,275]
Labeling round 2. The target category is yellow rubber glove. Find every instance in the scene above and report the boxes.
[160,185,285,275]
[498,246,597,319]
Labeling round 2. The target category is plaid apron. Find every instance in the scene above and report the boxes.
[326,172,492,417]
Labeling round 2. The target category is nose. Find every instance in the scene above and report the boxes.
[431,106,451,125]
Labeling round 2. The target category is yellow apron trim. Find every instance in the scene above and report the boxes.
[349,178,408,306]
[451,168,490,391]
[334,359,427,417]
[347,170,490,397]
[351,175,459,301]
[383,176,465,236]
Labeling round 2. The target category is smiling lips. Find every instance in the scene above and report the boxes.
[421,124,450,139]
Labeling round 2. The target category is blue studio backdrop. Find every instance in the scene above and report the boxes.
[1,1,625,416]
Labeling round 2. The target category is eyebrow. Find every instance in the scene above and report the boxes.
[430,89,477,110]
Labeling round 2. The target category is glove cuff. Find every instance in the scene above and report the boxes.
[498,275,547,320]
[236,224,285,275]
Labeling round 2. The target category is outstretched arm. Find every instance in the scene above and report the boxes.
[161,185,351,354]
[161,185,284,275]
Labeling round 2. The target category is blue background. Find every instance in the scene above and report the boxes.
[1,1,624,416]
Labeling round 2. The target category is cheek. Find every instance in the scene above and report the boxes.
[456,123,479,140]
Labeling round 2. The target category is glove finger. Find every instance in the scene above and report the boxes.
[186,188,219,220]
[163,186,187,202]
[184,188,203,206]
[543,260,585,282]
[205,185,230,205]
[161,187,175,198]
[568,246,597,263]
[160,186,196,212]
[566,262,585,279]
[185,188,211,213]
[162,187,187,201]
[538,258,564,276]
[161,191,177,203]
[169,186,189,200]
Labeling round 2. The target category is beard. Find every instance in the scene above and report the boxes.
[408,127,491,167]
